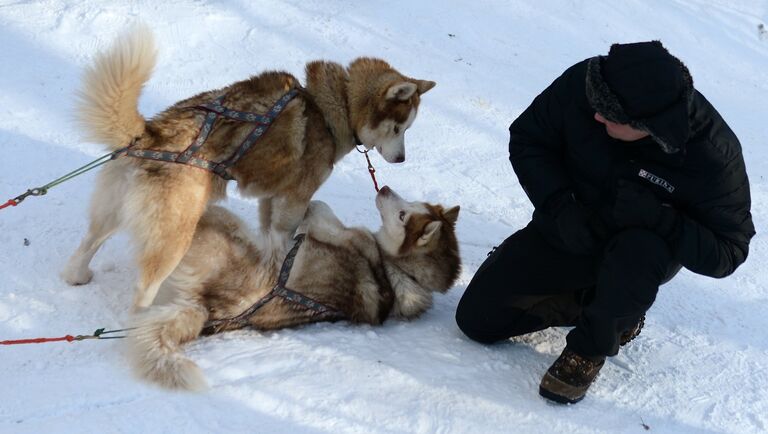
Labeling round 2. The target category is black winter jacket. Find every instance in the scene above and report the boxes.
[509,58,755,278]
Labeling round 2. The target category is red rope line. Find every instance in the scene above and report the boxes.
[1,335,75,345]
[362,151,380,192]
[0,199,17,210]
[1,327,133,345]
[355,145,381,193]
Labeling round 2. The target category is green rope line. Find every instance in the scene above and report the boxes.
[38,150,121,192]
[2,146,129,208]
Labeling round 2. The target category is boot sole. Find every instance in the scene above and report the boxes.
[539,372,588,404]
[538,385,584,404]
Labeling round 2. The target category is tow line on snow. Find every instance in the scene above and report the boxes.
[1,327,134,345]
[0,147,129,211]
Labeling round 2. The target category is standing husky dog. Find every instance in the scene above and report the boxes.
[62,27,436,309]
[129,186,461,390]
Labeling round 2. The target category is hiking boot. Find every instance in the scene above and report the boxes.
[620,314,645,346]
[539,347,605,404]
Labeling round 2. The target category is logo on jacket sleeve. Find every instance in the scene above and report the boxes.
[638,169,675,193]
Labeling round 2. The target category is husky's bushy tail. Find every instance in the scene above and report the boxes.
[77,25,156,149]
[128,300,209,391]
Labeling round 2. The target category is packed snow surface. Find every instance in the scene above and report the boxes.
[1,1,767,433]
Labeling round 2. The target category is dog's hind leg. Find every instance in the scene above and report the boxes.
[129,296,209,391]
[62,164,128,285]
[62,213,119,285]
[130,173,210,310]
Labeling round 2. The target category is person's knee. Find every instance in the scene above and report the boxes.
[454,249,503,337]
[455,289,500,344]
[455,319,502,344]
[456,287,560,344]
[609,228,668,254]
[455,315,501,344]
[605,228,672,277]
[661,263,683,285]
[597,228,674,308]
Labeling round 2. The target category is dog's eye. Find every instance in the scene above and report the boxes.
[393,125,400,135]
[399,211,406,221]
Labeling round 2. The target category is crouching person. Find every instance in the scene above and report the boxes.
[456,41,755,404]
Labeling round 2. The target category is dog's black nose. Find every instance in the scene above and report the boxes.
[378,185,392,195]
[394,155,405,163]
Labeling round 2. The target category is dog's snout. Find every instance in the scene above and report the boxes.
[394,155,405,163]
[378,185,392,196]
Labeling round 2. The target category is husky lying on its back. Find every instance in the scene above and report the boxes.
[129,186,461,390]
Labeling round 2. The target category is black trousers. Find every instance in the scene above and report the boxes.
[455,222,681,357]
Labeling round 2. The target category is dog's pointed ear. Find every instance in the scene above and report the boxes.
[443,205,460,225]
[415,79,436,95]
[417,221,442,247]
[386,82,418,101]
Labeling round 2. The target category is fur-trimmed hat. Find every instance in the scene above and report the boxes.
[585,41,694,153]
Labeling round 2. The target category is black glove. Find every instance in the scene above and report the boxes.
[547,190,600,255]
[613,180,679,238]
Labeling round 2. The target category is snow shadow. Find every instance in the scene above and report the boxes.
[0,23,173,153]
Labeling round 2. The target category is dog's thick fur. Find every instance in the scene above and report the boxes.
[63,26,436,309]
[128,187,461,390]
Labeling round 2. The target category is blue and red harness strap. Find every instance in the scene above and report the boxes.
[201,233,346,335]
[124,89,299,180]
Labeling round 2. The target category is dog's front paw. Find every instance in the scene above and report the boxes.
[304,201,343,230]
[61,266,94,286]
[304,201,333,222]
[306,200,331,214]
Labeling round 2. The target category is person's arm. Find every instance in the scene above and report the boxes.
[674,171,754,278]
[614,157,755,278]
[676,95,756,277]
[508,67,575,212]
[510,62,607,255]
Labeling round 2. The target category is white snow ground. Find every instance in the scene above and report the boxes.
[0,0,767,433]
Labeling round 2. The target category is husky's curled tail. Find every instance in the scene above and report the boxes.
[77,25,156,149]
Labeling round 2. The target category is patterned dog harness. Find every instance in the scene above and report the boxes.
[201,234,346,335]
[123,89,299,180]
